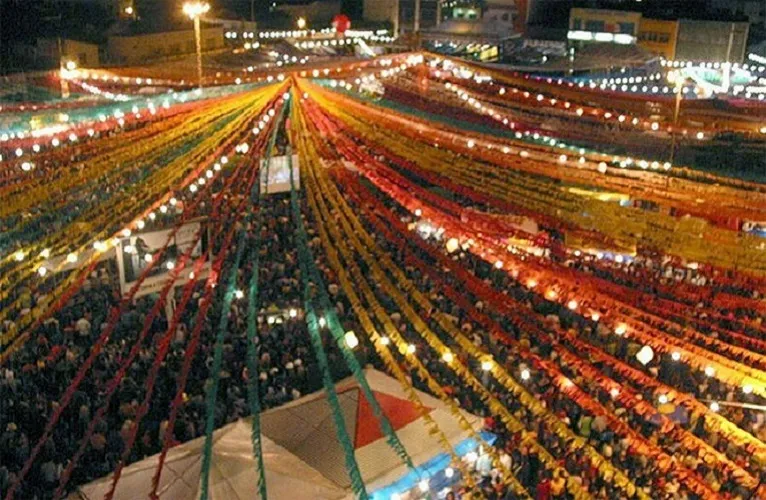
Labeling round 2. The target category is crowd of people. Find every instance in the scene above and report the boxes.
[1,93,765,500]
[328,148,766,499]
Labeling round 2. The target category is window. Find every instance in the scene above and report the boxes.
[585,20,604,32]
[79,52,87,64]
[573,18,582,30]
[619,22,635,34]
[501,13,510,21]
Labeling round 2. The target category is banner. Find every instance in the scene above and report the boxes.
[260,154,300,194]
[116,219,210,298]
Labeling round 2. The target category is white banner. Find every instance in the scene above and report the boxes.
[260,154,300,194]
[116,219,210,299]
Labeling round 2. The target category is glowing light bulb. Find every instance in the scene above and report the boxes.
[235,289,244,299]
[442,351,454,363]
[406,344,416,354]
[66,253,78,263]
[614,324,627,336]
[671,351,681,361]
[344,331,359,349]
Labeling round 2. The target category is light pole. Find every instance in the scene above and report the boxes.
[183,1,210,90]
[667,70,687,167]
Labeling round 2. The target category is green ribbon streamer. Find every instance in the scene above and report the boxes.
[287,106,369,499]
[199,102,284,500]
[287,145,421,477]
[245,119,270,500]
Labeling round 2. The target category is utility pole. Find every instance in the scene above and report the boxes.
[0,0,4,76]
[668,72,687,168]
[414,0,421,33]
[722,22,735,93]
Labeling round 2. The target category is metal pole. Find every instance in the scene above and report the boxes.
[0,0,4,76]
[722,22,735,92]
[669,83,682,166]
[413,0,421,33]
[250,0,255,23]
[194,15,203,89]
[58,36,70,99]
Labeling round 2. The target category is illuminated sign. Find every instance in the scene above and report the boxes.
[567,30,636,45]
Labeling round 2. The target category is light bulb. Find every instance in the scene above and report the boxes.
[344,331,359,349]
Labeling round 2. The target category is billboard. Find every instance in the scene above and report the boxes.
[115,219,210,298]
[260,154,300,194]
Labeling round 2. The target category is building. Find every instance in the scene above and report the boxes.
[363,0,400,33]
[107,26,224,65]
[398,0,440,32]
[438,0,517,39]
[710,0,766,29]
[636,18,678,59]
[37,38,100,68]
[568,8,751,62]
[275,0,341,28]
[568,8,641,44]
[675,20,749,63]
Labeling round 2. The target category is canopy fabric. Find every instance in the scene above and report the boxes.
[75,368,481,500]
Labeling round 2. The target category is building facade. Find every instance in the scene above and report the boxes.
[37,38,100,68]
[398,0,440,32]
[568,8,750,62]
[675,20,749,63]
[568,8,641,44]
[363,0,400,33]
[107,27,224,65]
[636,18,678,59]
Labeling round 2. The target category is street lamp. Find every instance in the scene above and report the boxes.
[183,1,210,89]
[297,17,307,30]
[667,70,690,166]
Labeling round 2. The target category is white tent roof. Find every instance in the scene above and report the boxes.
[75,369,481,500]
